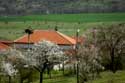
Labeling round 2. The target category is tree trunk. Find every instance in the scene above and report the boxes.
[19,71,23,83]
[28,70,33,83]
[59,64,61,71]
[47,67,51,79]
[8,76,11,83]
[62,63,65,75]
[0,76,1,83]
[74,63,76,74]
[49,70,51,79]
[40,72,43,83]
[77,63,79,83]
[20,77,23,83]
[110,48,116,73]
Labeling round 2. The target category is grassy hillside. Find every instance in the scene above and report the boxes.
[0,13,125,22]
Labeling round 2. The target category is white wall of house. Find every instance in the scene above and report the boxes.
[15,43,75,50]
[14,44,34,49]
[59,45,75,50]
[53,62,76,71]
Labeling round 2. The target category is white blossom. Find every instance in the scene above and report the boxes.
[24,40,64,71]
[1,49,25,77]
[79,45,104,82]
[2,61,18,76]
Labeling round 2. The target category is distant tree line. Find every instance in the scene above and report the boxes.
[0,0,125,15]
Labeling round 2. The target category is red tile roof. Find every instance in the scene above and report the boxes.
[15,30,76,45]
[0,42,9,50]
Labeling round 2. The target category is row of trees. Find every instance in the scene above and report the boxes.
[0,0,125,15]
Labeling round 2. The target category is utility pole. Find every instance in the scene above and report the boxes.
[76,29,80,83]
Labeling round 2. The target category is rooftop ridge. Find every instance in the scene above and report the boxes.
[57,31,76,45]
[34,29,55,32]
[14,34,27,42]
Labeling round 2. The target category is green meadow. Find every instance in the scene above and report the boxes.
[0,13,125,22]
[0,21,124,40]
[0,13,125,40]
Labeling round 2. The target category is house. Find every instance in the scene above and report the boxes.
[14,30,77,50]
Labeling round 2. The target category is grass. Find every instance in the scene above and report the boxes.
[0,13,125,22]
[43,71,125,83]
[30,70,76,83]
[0,13,124,41]
[0,21,124,40]
[0,69,125,83]
[43,76,75,83]
[33,70,125,83]
[0,13,125,40]
[87,71,125,83]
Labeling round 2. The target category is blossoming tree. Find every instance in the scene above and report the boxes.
[2,61,17,83]
[78,32,104,83]
[1,49,35,83]
[1,49,23,83]
[24,40,64,83]
[78,45,104,83]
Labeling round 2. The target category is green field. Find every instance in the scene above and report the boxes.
[0,13,125,22]
[0,13,125,40]
[0,21,124,40]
